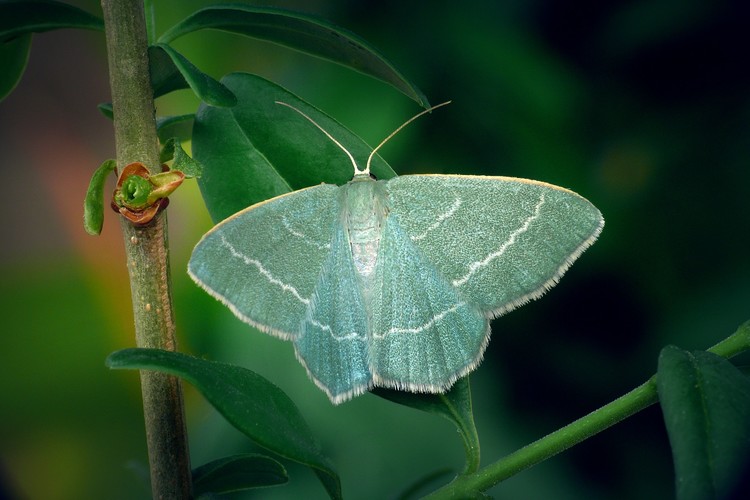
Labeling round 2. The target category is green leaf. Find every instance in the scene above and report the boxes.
[372,376,480,475]
[159,137,202,178]
[106,348,341,499]
[83,159,116,235]
[152,43,236,107]
[0,33,31,101]
[147,43,190,99]
[147,170,184,204]
[657,346,750,500]
[98,42,237,117]
[158,4,428,108]
[192,454,287,496]
[192,72,397,222]
[0,0,103,41]
[97,102,113,119]
[156,113,195,143]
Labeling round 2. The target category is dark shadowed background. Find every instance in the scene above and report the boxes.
[1,0,748,498]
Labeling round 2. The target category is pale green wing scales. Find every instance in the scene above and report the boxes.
[297,224,372,403]
[384,175,604,317]
[369,216,487,392]
[188,184,340,339]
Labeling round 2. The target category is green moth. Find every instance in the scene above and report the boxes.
[189,103,604,404]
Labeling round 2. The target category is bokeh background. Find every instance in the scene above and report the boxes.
[1,0,748,498]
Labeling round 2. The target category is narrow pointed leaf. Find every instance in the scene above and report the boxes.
[152,44,236,107]
[158,4,428,107]
[373,376,480,474]
[160,137,202,178]
[0,33,31,101]
[658,346,750,500]
[98,44,237,118]
[97,102,113,119]
[147,44,189,99]
[0,0,103,41]
[106,348,341,499]
[83,159,116,235]
[0,0,102,102]
[156,113,195,143]
[192,72,396,222]
[192,454,287,496]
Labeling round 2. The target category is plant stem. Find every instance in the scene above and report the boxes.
[426,377,658,499]
[707,320,750,359]
[425,320,750,499]
[100,0,191,498]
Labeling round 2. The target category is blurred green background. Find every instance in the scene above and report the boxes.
[1,0,748,498]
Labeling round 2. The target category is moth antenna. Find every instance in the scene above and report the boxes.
[366,101,452,174]
[275,101,363,175]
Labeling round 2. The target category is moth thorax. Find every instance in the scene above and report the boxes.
[343,178,386,280]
